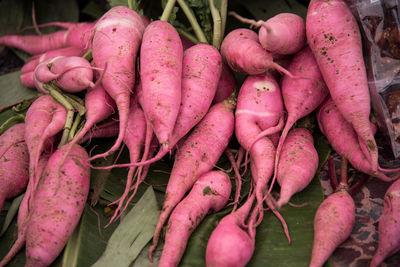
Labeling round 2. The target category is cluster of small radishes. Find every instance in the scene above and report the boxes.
[0,1,399,267]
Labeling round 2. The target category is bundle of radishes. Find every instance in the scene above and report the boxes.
[1,0,400,266]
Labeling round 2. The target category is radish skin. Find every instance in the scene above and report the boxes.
[310,189,355,267]
[0,123,29,212]
[159,171,231,267]
[276,128,319,208]
[24,95,67,200]
[220,28,294,77]
[140,20,183,146]
[306,0,378,171]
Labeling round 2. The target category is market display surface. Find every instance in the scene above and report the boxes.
[0,0,399,266]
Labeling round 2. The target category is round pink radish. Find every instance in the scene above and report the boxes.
[206,195,255,267]
[258,13,305,55]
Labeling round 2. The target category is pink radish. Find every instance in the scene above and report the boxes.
[276,128,319,208]
[25,144,90,267]
[317,97,398,182]
[0,123,29,212]
[159,171,231,267]
[235,74,284,225]
[229,12,306,55]
[33,56,94,94]
[310,158,355,267]
[140,20,183,147]
[306,0,379,171]
[0,22,93,55]
[206,195,255,267]
[24,95,67,204]
[88,6,145,161]
[220,28,294,77]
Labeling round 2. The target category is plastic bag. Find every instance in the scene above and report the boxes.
[350,0,400,160]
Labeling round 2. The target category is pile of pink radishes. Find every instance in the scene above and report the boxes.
[0,0,400,266]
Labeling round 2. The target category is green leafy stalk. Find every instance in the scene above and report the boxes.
[177,28,200,44]
[208,0,222,48]
[69,113,82,141]
[177,0,208,43]
[43,84,75,147]
[220,0,227,38]
[0,113,25,134]
[160,0,177,21]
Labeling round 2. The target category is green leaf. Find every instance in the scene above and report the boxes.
[0,194,24,237]
[107,0,129,8]
[0,71,39,109]
[93,186,160,267]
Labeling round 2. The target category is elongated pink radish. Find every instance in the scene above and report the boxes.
[24,95,67,204]
[310,189,355,267]
[220,28,294,77]
[212,62,236,104]
[269,45,328,193]
[72,85,116,144]
[149,99,235,260]
[235,74,284,213]
[276,128,319,208]
[0,123,29,212]
[306,0,378,171]
[21,46,85,74]
[317,97,397,182]
[206,195,255,267]
[159,171,231,267]
[140,20,183,147]
[0,22,93,55]
[25,144,90,267]
[93,44,222,169]
[0,152,49,267]
[88,6,145,161]
[370,179,400,267]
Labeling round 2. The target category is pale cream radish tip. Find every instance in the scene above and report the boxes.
[254,81,276,92]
